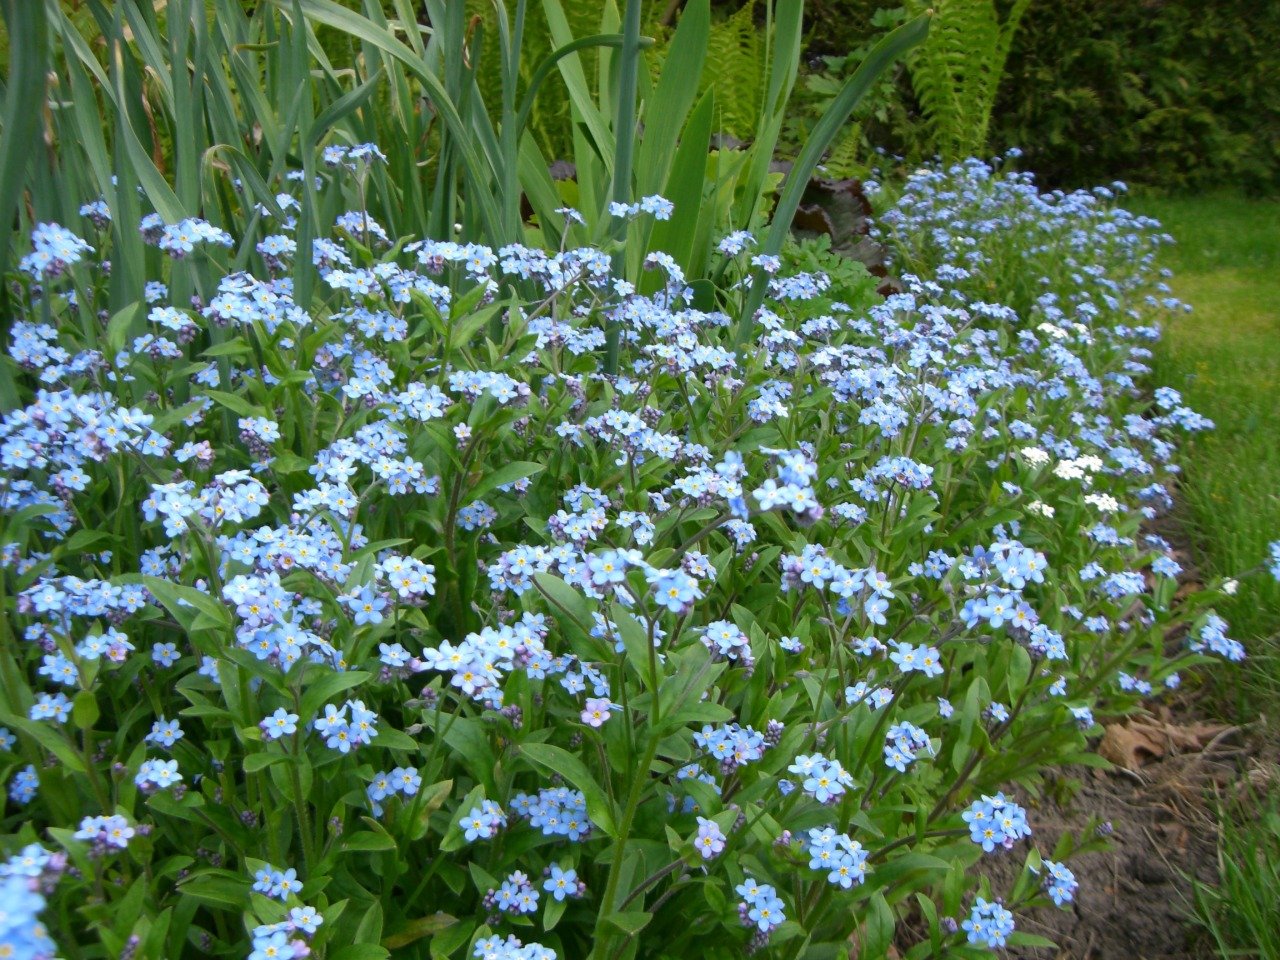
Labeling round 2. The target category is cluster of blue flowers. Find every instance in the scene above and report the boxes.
[1189,613,1246,662]
[471,933,558,960]
[251,864,304,901]
[460,801,509,843]
[485,870,541,916]
[0,845,63,959]
[802,827,869,889]
[963,793,1033,853]
[883,721,933,772]
[962,897,1016,949]
[510,788,594,841]
[2,145,1266,959]
[18,222,94,279]
[72,814,136,853]
[311,698,379,753]
[735,877,786,936]
[248,903,324,960]
[788,754,855,804]
[1041,859,1079,906]
[366,766,423,816]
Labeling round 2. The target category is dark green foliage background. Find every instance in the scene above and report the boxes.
[7,0,1276,192]
[804,0,1280,192]
[991,0,1280,194]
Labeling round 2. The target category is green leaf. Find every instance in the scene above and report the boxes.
[464,461,545,505]
[62,529,118,555]
[271,451,315,476]
[308,65,386,150]
[411,779,453,840]
[176,872,247,909]
[440,719,497,794]
[635,0,708,198]
[603,911,652,935]
[648,89,715,274]
[519,742,617,837]
[533,574,595,637]
[662,700,734,731]
[271,0,505,244]
[513,33,643,138]
[343,831,398,853]
[201,340,256,359]
[351,900,385,949]
[0,0,47,284]
[72,690,99,731]
[204,389,262,418]
[468,861,499,895]
[300,670,374,720]
[870,852,951,888]
[1007,932,1060,949]
[613,609,657,691]
[0,714,85,773]
[440,784,488,853]
[243,752,290,774]
[382,913,457,950]
[131,576,233,633]
[539,0,616,179]
[543,894,567,931]
[959,673,988,747]
[862,891,895,958]
[428,918,474,959]
[330,946,391,960]
[105,302,145,356]
[372,725,419,752]
[151,400,208,435]
[736,12,931,345]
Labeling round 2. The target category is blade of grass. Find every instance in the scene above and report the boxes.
[513,34,639,146]
[494,0,524,246]
[647,88,714,276]
[0,0,48,292]
[634,0,707,200]
[734,11,931,348]
[517,132,566,244]
[108,22,186,222]
[603,0,643,374]
[274,0,505,245]
[733,0,803,230]
[541,0,615,182]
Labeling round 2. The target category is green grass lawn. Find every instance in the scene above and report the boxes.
[1132,191,1280,958]
[1133,192,1280,706]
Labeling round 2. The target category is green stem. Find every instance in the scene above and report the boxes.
[603,0,644,376]
[592,730,660,958]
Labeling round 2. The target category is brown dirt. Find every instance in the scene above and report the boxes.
[972,499,1262,958]
[981,720,1273,960]
[977,500,1270,959]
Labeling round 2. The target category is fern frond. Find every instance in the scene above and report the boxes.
[907,0,1032,158]
[820,122,865,179]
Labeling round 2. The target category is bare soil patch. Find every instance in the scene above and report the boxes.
[987,712,1272,960]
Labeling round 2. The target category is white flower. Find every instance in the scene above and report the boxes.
[1053,459,1085,481]
[1077,455,1104,472]
[1084,493,1120,513]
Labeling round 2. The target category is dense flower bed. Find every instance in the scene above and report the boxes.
[0,155,1253,960]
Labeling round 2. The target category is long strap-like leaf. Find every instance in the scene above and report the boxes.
[603,0,644,374]
[734,12,932,349]
[0,0,49,296]
[274,0,506,246]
